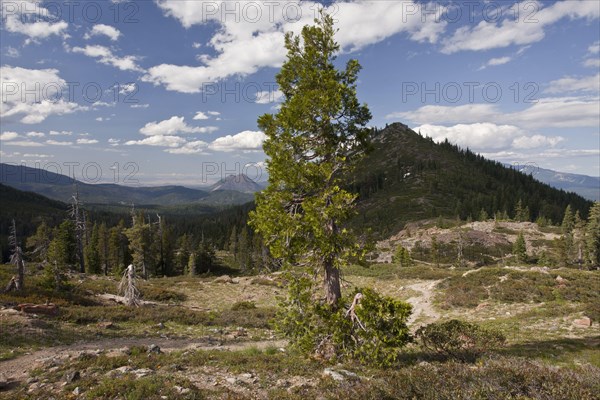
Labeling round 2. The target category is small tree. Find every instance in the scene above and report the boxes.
[26,221,52,262]
[585,202,600,268]
[513,231,528,264]
[393,245,412,267]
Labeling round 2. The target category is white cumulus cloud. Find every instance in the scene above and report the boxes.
[145,1,446,93]
[85,24,121,41]
[0,66,85,124]
[208,130,266,152]
[441,0,599,54]
[125,135,186,147]
[139,116,217,136]
[71,45,143,72]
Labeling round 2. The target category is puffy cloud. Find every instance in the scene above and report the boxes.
[49,130,72,136]
[139,116,217,136]
[414,123,565,152]
[0,66,85,124]
[2,0,68,41]
[77,138,99,144]
[478,56,512,70]
[125,135,186,147]
[441,0,599,54]
[26,131,45,137]
[208,130,266,152]
[393,96,599,130]
[193,111,209,120]
[71,45,143,72]
[165,140,209,154]
[84,24,121,41]
[512,135,564,149]
[388,104,500,125]
[414,123,524,150]
[146,1,446,93]
[0,131,20,141]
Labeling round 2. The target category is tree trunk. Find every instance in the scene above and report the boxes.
[324,256,341,307]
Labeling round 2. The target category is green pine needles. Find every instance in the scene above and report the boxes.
[249,12,412,365]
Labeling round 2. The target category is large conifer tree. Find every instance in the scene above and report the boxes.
[250,13,372,306]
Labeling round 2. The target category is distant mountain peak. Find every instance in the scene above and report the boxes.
[209,174,262,194]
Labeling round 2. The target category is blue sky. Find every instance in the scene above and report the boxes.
[1,0,599,186]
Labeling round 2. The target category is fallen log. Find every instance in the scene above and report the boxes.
[17,303,59,316]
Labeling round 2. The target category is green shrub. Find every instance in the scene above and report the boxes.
[138,285,187,303]
[231,300,257,310]
[277,274,412,367]
[416,319,505,361]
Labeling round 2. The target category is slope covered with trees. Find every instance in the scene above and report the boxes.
[351,123,592,238]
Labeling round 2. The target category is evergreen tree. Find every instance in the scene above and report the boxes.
[196,240,216,274]
[237,227,251,272]
[393,245,412,267]
[46,220,76,290]
[559,205,576,267]
[108,220,129,275]
[585,202,600,268]
[97,223,110,275]
[249,12,372,306]
[228,226,238,259]
[125,211,154,279]
[175,234,192,275]
[187,251,197,276]
[561,205,575,233]
[84,223,101,274]
[478,208,489,222]
[431,235,440,267]
[514,199,530,222]
[26,220,52,262]
[513,231,527,264]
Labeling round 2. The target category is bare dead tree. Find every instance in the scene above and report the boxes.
[9,219,25,291]
[70,183,85,273]
[118,264,140,307]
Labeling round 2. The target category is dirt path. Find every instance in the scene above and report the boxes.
[0,337,287,384]
[405,280,442,327]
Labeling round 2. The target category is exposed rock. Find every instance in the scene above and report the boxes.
[174,385,191,394]
[322,368,359,382]
[573,317,592,327]
[213,275,233,284]
[555,275,568,283]
[65,370,80,383]
[72,387,80,395]
[148,344,162,354]
[225,377,238,385]
[97,321,115,329]
[157,322,165,329]
[133,368,153,378]
[110,366,132,376]
[234,327,248,338]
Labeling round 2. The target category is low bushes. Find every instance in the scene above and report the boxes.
[416,319,506,361]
